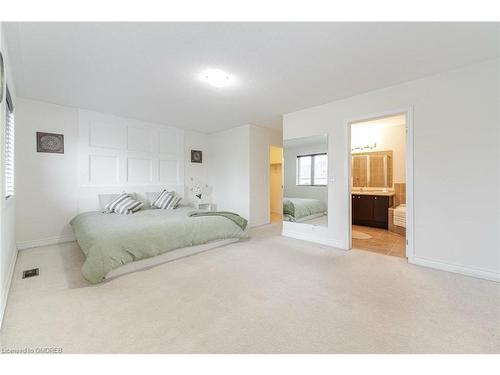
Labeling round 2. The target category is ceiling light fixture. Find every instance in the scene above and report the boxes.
[201,68,233,88]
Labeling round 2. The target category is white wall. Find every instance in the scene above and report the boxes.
[0,23,17,327]
[352,124,406,184]
[249,125,282,226]
[283,142,328,202]
[16,99,79,245]
[283,59,500,281]
[269,146,283,214]
[184,130,209,204]
[15,100,191,248]
[208,125,251,220]
[207,124,282,226]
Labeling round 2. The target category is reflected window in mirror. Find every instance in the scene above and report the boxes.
[296,153,327,186]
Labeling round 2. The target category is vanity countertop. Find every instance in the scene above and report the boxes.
[351,190,395,197]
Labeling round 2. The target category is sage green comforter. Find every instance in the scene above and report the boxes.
[283,197,327,221]
[188,211,248,230]
[70,207,248,284]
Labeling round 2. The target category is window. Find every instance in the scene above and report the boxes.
[296,153,327,186]
[4,86,14,199]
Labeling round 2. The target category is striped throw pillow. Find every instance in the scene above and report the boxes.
[152,190,172,209]
[114,196,144,215]
[152,190,181,209]
[145,191,162,208]
[104,192,144,215]
[166,195,182,210]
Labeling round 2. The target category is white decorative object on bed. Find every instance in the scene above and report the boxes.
[189,177,210,205]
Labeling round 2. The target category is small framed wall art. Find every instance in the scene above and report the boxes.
[37,132,65,154]
[191,150,202,163]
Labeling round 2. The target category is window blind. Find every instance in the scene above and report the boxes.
[5,86,14,199]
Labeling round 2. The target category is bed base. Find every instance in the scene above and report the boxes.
[296,212,327,223]
[105,238,240,280]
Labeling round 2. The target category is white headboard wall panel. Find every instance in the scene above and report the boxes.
[127,126,156,153]
[89,155,120,184]
[78,109,185,211]
[159,130,182,156]
[159,159,181,184]
[127,157,153,183]
[90,121,127,149]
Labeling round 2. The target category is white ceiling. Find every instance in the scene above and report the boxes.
[4,22,498,133]
[352,114,406,129]
[284,134,328,148]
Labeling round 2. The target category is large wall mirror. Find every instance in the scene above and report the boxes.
[283,135,328,227]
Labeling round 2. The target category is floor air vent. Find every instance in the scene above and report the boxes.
[22,268,39,279]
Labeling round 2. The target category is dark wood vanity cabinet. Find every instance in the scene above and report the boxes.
[353,195,372,222]
[352,194,393,229]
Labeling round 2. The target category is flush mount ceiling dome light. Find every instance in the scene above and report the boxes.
[201,68,233,88]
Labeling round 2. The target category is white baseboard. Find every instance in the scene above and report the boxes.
[408,256,500,283]
[282,229,346,249]
[0,249,18,329]
[17,234,75,250]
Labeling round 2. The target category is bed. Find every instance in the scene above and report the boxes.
[70,206,248,284]
[283,197,327,222]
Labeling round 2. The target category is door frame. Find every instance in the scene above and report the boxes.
[268,144,283,223]
[345,107,414,259]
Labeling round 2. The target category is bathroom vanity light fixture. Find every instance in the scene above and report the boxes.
[200,68,233,88]
[352,142,377,152]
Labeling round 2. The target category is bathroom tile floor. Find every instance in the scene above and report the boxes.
[352,225,406,258]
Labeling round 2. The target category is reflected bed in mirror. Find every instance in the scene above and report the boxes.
[283,135,328,227]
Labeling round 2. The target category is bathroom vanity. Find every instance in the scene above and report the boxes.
[352,191,394,229]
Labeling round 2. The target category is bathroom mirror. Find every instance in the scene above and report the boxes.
[283,135,328,227]
[352,150,393,188]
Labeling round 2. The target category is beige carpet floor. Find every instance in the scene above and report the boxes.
[1,223,499,353]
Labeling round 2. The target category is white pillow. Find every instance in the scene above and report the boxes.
[145,191,163,207]
[99,194,120,211]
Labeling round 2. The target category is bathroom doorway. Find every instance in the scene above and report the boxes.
[347,110,413,258]
[269,145,283,223]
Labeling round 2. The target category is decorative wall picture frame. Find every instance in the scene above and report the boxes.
[191,150,203,163]
[37,132,65,154]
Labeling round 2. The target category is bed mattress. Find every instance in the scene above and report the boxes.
[283,197,327,221]
[70,206,248,283]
